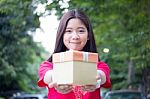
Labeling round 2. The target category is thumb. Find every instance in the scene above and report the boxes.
[48,82,57,88]
[96,75,101,80]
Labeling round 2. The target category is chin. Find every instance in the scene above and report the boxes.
[69,48,80,51]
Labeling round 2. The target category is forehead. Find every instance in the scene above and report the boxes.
[66,18,85,28]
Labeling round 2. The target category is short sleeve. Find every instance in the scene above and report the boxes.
[97,61,111,88]
[37,61,53,87]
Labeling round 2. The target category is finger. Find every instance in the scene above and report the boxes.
[82,87,95,92]
[96,75,101,80]
[83,87,95,92]
[55,85,72,94]
[85,86,96,90]
[56,85,73,91]
[62,87,72,93]
[48,82,57,88]
[81,85,96,92]
[58,85,72,90]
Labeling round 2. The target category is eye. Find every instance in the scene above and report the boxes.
[65,29,72,34]
[78,29,85,34]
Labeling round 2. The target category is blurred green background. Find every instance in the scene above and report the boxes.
[0,0,150,98]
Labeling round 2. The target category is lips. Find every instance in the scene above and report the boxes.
[70,42,81,44]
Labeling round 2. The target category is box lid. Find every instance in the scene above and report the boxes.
[52,50,98,63]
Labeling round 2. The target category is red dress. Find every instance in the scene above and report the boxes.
[38,61,111,99]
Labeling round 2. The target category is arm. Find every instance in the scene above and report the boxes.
[97,61,111,88]
[37,61,53,87]
[81,61,111,92]
[37,61,73,94]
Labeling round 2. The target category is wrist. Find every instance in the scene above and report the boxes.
[43,70,53,84]
[97,70,106,85]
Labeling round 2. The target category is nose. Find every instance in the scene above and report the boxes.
[72,31,79,39]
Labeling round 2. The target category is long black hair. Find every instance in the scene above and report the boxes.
[48,9,98,62]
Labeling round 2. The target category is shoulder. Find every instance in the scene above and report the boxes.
[40,61,53,69]
[97,61,109,67]
[41,61,53,65]
[97,61,110,71]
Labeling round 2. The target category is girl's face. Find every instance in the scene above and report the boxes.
[63,18,88,51]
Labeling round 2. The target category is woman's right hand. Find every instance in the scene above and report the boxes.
[47,81,73,94]
[54,84,73,94]
[44,70,73,94]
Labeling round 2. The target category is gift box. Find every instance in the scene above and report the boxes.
[52,50,98,86]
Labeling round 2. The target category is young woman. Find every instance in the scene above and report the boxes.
[38,9,111,99]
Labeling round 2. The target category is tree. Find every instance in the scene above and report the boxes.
[0,0,46,95]
[45,0,150,95]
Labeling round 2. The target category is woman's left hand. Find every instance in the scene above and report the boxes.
[81,85,97,92]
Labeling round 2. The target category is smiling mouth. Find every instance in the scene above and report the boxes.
[70,42,81,44]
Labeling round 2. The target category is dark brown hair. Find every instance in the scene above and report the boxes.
[48,9,98,62]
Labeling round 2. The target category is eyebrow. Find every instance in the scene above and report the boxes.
[77,27,86,29]
[66,27,86,29]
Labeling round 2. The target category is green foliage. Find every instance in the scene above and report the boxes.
[0,0,46,93]
[45,0,150,93]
